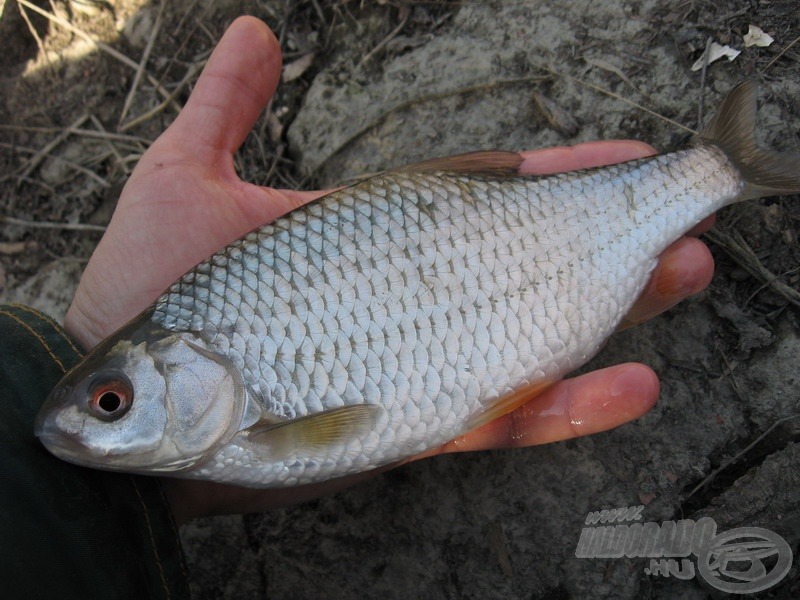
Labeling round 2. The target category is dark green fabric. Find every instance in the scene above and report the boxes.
[0,304,190,599]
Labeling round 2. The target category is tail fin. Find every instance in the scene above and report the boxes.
[695,81,800,201]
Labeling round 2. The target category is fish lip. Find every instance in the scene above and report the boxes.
[34,380,73,439]
[34,382,94,465]
[37,427,89,462]
[34,387,62,439]
[34,410,117,470]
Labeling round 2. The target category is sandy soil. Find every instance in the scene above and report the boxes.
[2,1,799,598]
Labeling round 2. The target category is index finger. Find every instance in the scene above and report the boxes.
[519,140,656,175]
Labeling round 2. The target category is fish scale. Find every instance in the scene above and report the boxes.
[144,147,738,485]
[37,82,800,487]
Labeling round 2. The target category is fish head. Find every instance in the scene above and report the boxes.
[35,315,245,474]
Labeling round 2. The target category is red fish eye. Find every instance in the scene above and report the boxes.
[88,374,133,421]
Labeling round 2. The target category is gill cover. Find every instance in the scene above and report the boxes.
[35,315,245,473]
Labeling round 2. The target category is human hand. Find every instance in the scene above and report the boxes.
[64,17,714,523]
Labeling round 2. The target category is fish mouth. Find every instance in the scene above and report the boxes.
[36,426,92,464]
[35,414,132,471]
[34,383,95,466]
[34,383,68,440]
[34,411,88,466]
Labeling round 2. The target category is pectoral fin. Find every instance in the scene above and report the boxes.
[466,379,556,431]
[246,404,382,460]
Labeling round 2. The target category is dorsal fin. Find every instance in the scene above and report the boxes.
[399,150,523,176]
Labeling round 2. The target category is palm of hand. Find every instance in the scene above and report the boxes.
[63,17,714,519]
[65,138,315,348]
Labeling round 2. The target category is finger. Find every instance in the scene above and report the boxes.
[687,213,715,236]
[251,142,661,226]
[416,363,657,458]
[164,364,658,520]
[519,140,656,175]
[424,364,658,455]
[238,186,346,226]
[270,188,333,212]
[621,236,714,328]
[163,17,281,164]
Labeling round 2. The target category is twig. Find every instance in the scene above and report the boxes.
[704,227,800,308]
[310,0,326,28]
[0,124,62,133]
[119,60,206,132]
[19,0,137,68]
[360,7,410,66]
[16,114,89,181]
[68,127,151,146]
[89,115,126,173]
[118,0,166,128]
[0,241,35,255]
[172,0,200,36]
[583,57,647,98]
[16,0,180,114]
[697,37,713,128]
[317,75,549,173]
[684,414,800,501]
[157,0,210,88]
[8,135,114,189]
[538,63,697,135]
[745,265,800,307]
[17,1,52,70]
[317,68,692,174]
[764,33,800,73]
[9,175,57,195]
[0,215,106,232]
[50,153,112,187]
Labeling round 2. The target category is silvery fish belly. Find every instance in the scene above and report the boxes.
[36,82,800,487]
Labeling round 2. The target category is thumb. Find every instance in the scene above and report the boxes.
[160,17,282,166]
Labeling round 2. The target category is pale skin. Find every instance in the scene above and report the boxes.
[65,17,715,525]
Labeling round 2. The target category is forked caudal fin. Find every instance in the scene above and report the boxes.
[695,81,800,201]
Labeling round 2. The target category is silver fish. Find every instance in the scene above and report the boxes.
[36,83,800,487]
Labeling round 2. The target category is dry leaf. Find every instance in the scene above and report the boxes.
[744,25,774,48]
[282,53,315,83]
[532,91,579,137]
[584,57,637,91]
[691,42,740,71]
[266,111,283,144]
[0,241,35,255]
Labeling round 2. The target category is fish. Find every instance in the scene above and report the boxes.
[35,82,800,487]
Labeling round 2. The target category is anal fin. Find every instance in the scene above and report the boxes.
[466,379,556,431]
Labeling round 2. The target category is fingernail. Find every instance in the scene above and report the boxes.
[571,366,658,432]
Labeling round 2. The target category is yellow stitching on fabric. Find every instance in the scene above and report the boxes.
[131,476,171,599]
[0,309,67,373]
[8,304,83,357]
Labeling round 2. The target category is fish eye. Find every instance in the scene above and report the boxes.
[88,373,133,421]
